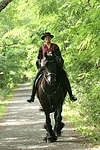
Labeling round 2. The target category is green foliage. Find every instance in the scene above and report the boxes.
[59,0,100,144]
[0,0,100,145]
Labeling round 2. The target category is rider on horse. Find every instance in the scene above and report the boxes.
[27,32,77,103]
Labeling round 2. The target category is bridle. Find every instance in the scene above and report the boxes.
[44,72,56,85]
[43,59,57,85]
[41,57,60,101]
[41,81,60,110]
[41,82,60,99]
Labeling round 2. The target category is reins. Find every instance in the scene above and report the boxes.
[41,82,60,99]
[41,82,60,110]
[40,53,60,109]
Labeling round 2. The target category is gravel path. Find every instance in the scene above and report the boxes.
[0,83,96,150]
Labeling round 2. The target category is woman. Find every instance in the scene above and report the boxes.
[27,32,77,103]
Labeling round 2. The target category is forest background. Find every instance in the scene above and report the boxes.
[0,0,100,146]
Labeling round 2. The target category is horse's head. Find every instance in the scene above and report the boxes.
[41,52,57,85]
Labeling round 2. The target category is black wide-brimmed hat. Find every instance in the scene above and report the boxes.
[41,32,54,40]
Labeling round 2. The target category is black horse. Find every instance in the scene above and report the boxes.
[36,52,67,142]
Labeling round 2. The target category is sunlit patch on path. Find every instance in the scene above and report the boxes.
[0,83,94,150]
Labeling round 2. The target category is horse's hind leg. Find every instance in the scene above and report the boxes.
[44,113,57,142]
[54,105,65,136]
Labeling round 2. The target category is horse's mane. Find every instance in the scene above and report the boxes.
[43,52,67,85]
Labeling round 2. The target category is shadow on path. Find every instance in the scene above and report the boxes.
[0,83,92,150]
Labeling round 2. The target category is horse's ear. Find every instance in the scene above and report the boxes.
[44,52,47,58]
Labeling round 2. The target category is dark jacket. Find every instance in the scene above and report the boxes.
[36,43,64,69]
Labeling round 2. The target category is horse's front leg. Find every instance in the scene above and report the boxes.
[54,104,65,136]
[44,112,57,142]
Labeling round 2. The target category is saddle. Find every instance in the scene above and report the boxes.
[35,73,43,88]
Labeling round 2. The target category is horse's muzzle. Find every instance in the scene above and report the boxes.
[46,74,56,85]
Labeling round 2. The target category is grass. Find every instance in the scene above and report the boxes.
[0,104,7,118]
[62,100,100,147]
[0,89,13,119]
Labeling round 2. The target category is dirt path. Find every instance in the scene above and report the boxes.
[0,83,95,150]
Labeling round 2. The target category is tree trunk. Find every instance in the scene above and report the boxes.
[0,0,12,12]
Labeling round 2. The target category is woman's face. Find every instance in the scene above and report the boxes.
[44,35,51,43]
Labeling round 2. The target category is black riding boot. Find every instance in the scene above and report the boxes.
[66,77,77,101]
[27,82,36,103]
[61,69,77,101]
[27,68,43,103]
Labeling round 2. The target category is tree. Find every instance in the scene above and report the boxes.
[0,0,12,12]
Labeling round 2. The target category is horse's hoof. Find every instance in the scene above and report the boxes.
[43,138,53,143]
[57,132,61,136]
[43,136,47,142]
[54,122,65,136]
[48,134,57,143]
[43,134,57,143]
[47,137,57,143]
